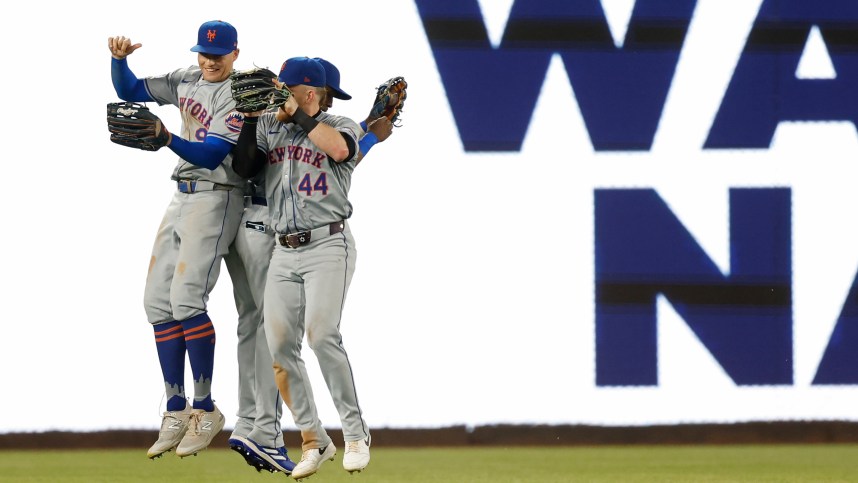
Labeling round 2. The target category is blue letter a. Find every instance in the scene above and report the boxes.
[706,0,858,148]
[814,273,858,384]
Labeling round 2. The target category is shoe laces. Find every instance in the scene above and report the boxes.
[346,441,359,454]
[186,411,204,436]
[299,450,316,463]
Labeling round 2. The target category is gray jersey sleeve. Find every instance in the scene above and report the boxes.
[319,113,362,164]
[144,67,195,107]
[205,83,242,144]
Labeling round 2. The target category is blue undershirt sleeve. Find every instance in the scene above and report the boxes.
[358,132,379,157]
[167,136,233,170]
[111,58,152,102]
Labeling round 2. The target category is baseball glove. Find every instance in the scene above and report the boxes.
[106,102,171,151]
[230,67,292,113]
[369,76,407,126]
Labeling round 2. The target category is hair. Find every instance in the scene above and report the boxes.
[310,86,326,99]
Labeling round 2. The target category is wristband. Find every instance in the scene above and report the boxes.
[359,132,378,156]
[292,109,319,133]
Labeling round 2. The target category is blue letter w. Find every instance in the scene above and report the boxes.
[414,0,697,151]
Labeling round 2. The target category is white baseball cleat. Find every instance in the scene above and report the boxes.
[175,404,225,457]
[291,443,336,480]
[147,402,192,459]
[342,436,371,473]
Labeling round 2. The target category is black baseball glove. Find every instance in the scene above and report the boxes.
[369,76,408,126]
[230,67,292,113]
[106,102,171,151]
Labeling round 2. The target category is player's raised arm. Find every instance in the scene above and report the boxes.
[279,90,354,162]
[108,36,142,60]
[356,76,406,164]
[312,59,402,165]
[356,117,394,164]
[108,36,150,102]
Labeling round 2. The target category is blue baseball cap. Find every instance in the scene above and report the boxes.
[190,20,238,56]
[278,57,326,87]
[315,58,351,100]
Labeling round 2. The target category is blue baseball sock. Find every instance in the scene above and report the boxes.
[181,313,216,411]
[153,321,187,412]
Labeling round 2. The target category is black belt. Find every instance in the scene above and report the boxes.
[278,221,345,249]
[177,180,233,193]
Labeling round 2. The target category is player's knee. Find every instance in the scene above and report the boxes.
[306,325,340,352]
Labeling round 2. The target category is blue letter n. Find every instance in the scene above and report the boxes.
[594,188,792,386]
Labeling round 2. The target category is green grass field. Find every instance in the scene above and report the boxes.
[1,445,857,482]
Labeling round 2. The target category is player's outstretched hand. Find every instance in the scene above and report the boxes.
[108,36,142,60]
[367,117,394,143]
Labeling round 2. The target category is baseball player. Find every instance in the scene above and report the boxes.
[232,57,371,480]
[223,176,295,473]
[108,20,246,459]
[226,57,394,476]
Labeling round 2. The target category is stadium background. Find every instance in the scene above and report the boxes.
[3,0,858,447]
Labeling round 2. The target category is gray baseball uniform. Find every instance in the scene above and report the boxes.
[229,122,380,453]
[254,109,369,451]
[225,178,284,447]
[142,66,245,325]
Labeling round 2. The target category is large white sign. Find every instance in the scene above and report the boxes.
[2,0,858,432]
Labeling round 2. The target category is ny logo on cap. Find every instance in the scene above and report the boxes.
[207,29,217,42]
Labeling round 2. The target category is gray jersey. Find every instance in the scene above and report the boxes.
[254,111,361,234]
[145,66,245,187]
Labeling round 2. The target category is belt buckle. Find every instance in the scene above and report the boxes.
[178,180,196,193]
[282,232,309,248]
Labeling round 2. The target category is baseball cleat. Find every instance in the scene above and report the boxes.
[243,437,296,474]
[342,435,371,473]
[175,404,225,457]
[228,436,278,473]
[147,402,192,459]
[291,443,336,480]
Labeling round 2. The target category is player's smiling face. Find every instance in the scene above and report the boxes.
[198,50,238,82]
